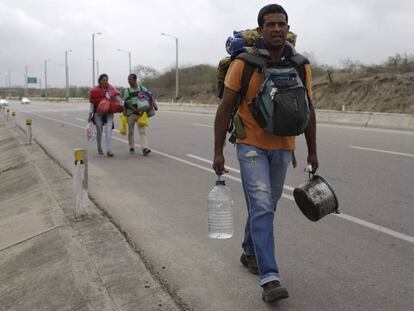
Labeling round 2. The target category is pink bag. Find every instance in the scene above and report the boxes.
[96,99,110,116]
[86,122,96,142]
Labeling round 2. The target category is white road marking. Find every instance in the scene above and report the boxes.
[350,145,414,158]
[186,154,295,192]
[161,111,414,135]
[187,154,240,173]
[159,110,215,117]
[14,110,414,245]
[319,123,414,135]
[336,213,414,243]
[76,118,86,122]
[192,123,213,128]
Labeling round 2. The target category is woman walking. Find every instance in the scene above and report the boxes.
[88,74,122,157]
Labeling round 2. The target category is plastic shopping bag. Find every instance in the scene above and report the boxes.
[119,114,127,135]
[137,112,149,127]
[86,122,96,142]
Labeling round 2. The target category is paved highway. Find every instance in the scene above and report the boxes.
[5,101,414,310]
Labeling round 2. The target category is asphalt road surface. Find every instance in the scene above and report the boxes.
[5,101,414,310]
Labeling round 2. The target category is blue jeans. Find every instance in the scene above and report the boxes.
[94,113,114,152]
[237,143,291,286]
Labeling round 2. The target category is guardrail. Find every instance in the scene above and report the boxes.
[158,102,414,132]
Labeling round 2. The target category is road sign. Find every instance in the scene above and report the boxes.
[27,77,37,84]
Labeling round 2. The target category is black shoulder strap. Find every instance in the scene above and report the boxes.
[125,87,141,102]
[227,60,260,139]
[292,57,313,106]
[236,52,268,100]
[240,63,256,99]
[236,52,269,69]
[288,53,309,89]
[290,53,309,67]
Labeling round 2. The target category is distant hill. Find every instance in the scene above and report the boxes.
[144,64,220,105]
[144,57,414,114]
[312,71,414,114]
[4,54,413,114]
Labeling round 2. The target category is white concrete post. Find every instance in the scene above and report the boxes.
[73,148,89,219]
[342,105,346,112]
[25,119,32,144]
[11,112,16,127]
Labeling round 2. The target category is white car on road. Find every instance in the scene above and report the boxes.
[21,97,31,104]
[0,99,8,107]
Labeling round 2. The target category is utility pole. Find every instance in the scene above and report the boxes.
[65,50,72,101]
[161,32,179,99]
[25,65,29,97]
[92,32,102,86]
[8,70,11,98]
[44,59,51,100]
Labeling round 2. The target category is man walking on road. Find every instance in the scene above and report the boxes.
[123,73,152,156]
[213,3,318,303]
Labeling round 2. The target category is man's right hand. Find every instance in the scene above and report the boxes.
[213,153,227,175]
[213,86,238,176]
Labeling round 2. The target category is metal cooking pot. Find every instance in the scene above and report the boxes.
[293,173,339,222]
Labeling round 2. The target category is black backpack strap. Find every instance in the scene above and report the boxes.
[124,88,132,101]
[289,53,309,85]
[227,60,260,143]
[125,88,141,102]
[293,57,313,107]
[236,52,269,69]
[290,53,309,67]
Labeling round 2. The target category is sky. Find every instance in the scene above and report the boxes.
[1,0,413,88]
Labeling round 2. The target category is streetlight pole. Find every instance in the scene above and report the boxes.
[117,49,132,74]
[161,32,179,99]
[65,49,72,101]
[92,32,102,86]
[44,58,51,100]
[25,65,29,97]
[96,60,100,79]
[8,70,11,98]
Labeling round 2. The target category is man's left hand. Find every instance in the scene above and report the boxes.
[307,153,319,173]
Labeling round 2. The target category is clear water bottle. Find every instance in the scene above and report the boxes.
[207,178,234,239]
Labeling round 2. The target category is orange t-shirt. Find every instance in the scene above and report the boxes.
[224,59,313,151]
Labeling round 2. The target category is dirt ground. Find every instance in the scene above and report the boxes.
[312,71,414,114]
[157,71,414,114]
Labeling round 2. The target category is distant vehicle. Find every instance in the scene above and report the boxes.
[21,97,31,104]
[0,99,8,106]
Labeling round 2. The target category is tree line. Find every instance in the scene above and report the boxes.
[2,52,413,101]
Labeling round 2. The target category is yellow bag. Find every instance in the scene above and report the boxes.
[137,112,149,127]
[119,114,127,135]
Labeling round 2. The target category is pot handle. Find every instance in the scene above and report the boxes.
[303,167,340,215]
[305,164,314,179]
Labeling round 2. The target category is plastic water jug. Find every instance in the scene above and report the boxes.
[207,178,233,239]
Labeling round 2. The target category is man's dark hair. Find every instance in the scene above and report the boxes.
[98,73,108,83]
[129,73,137,80]
[257,4,288,27]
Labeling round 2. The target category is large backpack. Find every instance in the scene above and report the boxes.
[245,52,310,136]
[217,29,300,141]
[217,29,297,99]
